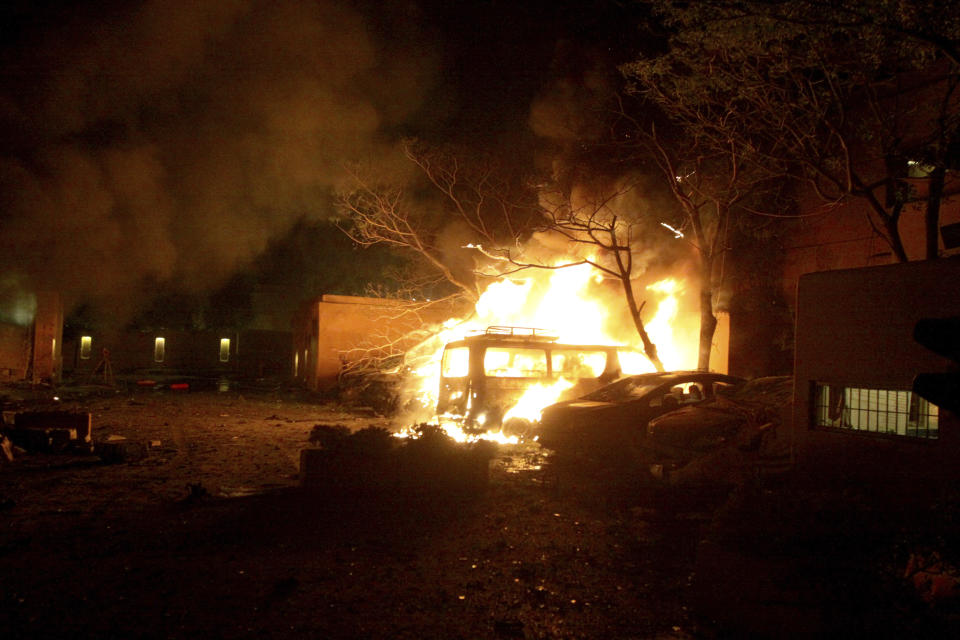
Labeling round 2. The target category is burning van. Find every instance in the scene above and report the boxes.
[435,326,634,432]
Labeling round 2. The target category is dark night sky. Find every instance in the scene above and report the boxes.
[0,0,649,327]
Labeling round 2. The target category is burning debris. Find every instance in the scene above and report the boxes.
[301,424,497,497]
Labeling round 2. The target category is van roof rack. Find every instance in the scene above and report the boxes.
[482,326,559,341]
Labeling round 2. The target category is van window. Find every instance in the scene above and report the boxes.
[483,347,548,378]
[551,349,608,378]
[441,346,470,377]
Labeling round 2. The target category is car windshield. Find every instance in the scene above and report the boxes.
[580,375,665,402]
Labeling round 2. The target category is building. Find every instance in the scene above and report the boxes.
[293,294,464,391]
[0,291,62,384]
[791,257,960,479]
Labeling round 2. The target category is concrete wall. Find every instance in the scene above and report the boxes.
[792,256,960,479]
[0,323,30,381]
[294,295,464,391]
[0,291,62,383]
[782,178,960,303]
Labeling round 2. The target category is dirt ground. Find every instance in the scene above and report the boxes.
[1,384,705,639]
[2,383,958,638]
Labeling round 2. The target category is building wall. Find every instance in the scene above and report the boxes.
[294,294,464,391]
[31,291,63,383]
[66,331,235,375]
[792,256,960,479]
[0,323,30,381]
[782,178,960,302]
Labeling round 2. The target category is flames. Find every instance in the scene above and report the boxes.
[398,263,698,443]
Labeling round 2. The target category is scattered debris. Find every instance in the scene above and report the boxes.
[97,435,147,464]
[178,482,210,505]
[301,424,497,496]
[1,433,13,462]
[3,411,93,453]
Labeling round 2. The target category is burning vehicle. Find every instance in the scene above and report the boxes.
[435,326,637,434]
[536,371,745,454]
[641,375,793,486]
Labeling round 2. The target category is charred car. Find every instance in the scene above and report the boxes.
[536,371,746,454]
[642,375,794,486]
[436,326,638,432]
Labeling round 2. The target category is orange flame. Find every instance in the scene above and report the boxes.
[398,265,697,442]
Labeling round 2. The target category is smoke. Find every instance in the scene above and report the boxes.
[0,0,434,323]
[526,45,700,327]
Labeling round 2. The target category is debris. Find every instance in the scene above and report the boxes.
[5,411,93,453]
[178,482,210,505]
[301,424,496,496]
[97,436,147,464]
[1,433,13,462]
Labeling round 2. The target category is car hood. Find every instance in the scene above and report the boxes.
[646,402,749,451]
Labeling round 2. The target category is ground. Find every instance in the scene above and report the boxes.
[1,384,702,639]
[2,383,958,638]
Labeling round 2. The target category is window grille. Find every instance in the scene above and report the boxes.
[812,382,938,440]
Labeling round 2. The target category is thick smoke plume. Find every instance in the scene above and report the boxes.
[0,0,432,324]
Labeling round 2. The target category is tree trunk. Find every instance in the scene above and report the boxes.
[620,275,664,372]
[926,166,946,260]
[697,254,717,371]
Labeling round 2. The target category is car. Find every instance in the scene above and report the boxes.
[536,371,746,454]
[642,376,794,487]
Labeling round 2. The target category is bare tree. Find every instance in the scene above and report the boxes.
[338,139,668,371]
[474,179,667,371]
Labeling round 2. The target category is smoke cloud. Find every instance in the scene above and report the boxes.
[0,0,434,322]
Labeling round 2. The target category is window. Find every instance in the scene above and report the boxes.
[551,349,608,379]
[80,336,92,360]
[219,338,230,363]
[441,346,470,378]
[812,382,938,439]
[483,347,547,378]
[154,337,165,363]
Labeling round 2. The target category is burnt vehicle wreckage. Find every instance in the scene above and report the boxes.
[435,326,640,434]
[535,372,794,487]
[536,371,745,454]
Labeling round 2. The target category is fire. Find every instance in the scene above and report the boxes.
[397,264,696,443]
[503,377,575,424]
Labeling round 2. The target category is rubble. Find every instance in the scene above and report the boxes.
[96,435,147,464]
[3,410,93,453]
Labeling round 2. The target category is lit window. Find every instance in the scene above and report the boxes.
[294,352,299,377]
[80,336,92,360]
[219,338,230,363]
[154,337,165,363]
[812,382,938,439]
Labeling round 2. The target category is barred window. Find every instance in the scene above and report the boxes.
[812,383,938,440]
